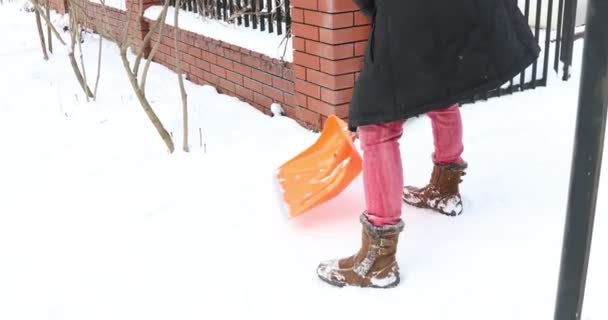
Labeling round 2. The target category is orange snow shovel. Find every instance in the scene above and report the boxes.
[276,115,363,218]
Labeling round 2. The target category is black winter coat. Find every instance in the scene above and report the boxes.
[349,0,541,129]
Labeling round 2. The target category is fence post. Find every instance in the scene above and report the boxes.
[554,0,608,318]
[290,0,370,130]
[560,0,579,80]
[126,0,161,55]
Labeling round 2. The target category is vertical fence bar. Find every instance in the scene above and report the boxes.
[267,0,273,33]
[284,0,291,32]
[519,0,531,90]
[554,0,565,72]
[259,0,266,31]
[244,0,250,26]
[252,0,258,29]
[542,0,554,85]
[222,0,228,20]
[228,0,234,21]
[560,0,578,80]
[531,0,542,88]
[276,0,283,35]
[236,0,242,24]
[554,1,608,318]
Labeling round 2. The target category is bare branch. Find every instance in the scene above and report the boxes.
[141,5,169,93]
[32,1,66,45]
[120,49,175,153]
[67,0,94,98]
[133,0,170,77]
[45,0,52,53]
[173,0,189,152]
[94,0,110,99]
[33,0,49,60]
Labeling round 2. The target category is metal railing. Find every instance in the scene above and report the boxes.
[167,0,291,36]
[464,0,581,103]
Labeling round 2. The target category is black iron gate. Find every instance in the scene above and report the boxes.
[464,0,583,103]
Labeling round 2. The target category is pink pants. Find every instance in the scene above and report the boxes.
[358,104,464,226]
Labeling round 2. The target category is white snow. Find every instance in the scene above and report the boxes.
[144,5,293,62]
[0,2,606,320]
[89,0,126,11]
[270,102,284,117]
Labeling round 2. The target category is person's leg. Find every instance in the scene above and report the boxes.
[358,120,406,226]
[403,104,468,216]
[316,120,406,289]
[427,104,465,164]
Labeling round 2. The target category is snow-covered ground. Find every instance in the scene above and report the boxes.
[0,2,605,320]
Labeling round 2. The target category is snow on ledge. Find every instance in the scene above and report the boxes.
[88,0,127,11]
[144,6,293,62]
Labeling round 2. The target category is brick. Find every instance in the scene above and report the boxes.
[225,49,242,63]
[295,79,321,99]
[354,11,372,26]
[254,92,273,107]
[233,62,253,78]
[210,64,227,78]
[219,78,236,93]
[291,8,305,23]
[284,93,297,107]
[319,25,371,45]
[291,0,317,10]
[321,87,353,105]
[226,70,244,86]
[203,51,218,64]
[183,53,197,66]
[291,23,319,41]
[296,92,308,107]
[235,85,254,102]
[318,0,359,13]
[204,71,220,86]
[263,84,285,102]
[354,41,368,56]
[305,41,353,60]
[304,11,353,29]
[306,69,355,90]
[294,65,307,80]
[282,68,294,81]
[244,77,263,92]
[272,76,295,92]
[188,46,202,57]
[251,69,272,84]
[217,56,234,71]
[242,55,261,68]
[196,59,211,71]
[293,51,320,70]
[307,96,336,116]
[191,66,206,79]
[293,37,306,51]
[296,107,321,127]
[260,60,283,77]
[320,56,364,75]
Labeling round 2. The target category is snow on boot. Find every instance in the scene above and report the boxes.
[403,162,467,216]
[316,214,405,288]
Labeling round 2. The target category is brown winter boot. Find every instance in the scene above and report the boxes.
[403,162,468,216]
[316,214,405,288]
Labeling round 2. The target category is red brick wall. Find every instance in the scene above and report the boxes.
[48,0,372,131]
[72,1,127,43]
[291,0,371,129]
[49,0,68,14]
[146,21,296,118]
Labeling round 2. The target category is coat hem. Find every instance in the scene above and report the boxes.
[348,49,540,130]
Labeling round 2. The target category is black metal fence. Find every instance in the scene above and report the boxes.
[168,0,291,36]
[464,0,581,103]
